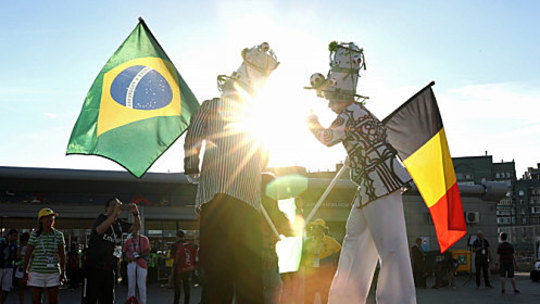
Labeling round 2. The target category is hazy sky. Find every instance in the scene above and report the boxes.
[1,0,539,177]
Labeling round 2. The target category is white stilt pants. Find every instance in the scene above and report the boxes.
[127,262,147,304]
[328,190,416,304]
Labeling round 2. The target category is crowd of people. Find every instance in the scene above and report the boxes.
[409,231,520,295]
[0,201,343,304]
[0,200,201,304]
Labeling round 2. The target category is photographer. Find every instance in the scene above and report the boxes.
[83,198,140,304]
[123,230,150,304]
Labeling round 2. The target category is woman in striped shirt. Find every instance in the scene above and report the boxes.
[22,208,66,304]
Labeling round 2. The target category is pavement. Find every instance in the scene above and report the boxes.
[3,272,539,303]
[414,272,539,304]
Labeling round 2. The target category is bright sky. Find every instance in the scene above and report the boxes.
[1,0,540,177]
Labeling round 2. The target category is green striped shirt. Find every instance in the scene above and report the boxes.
[28,229,65,274]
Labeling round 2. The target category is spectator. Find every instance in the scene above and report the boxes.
[22,208,66,304]
[472,231,492,288]
[1,229,18,304]
[497,232,519,294]
[302,219,341,304]
[445,251,458,288]
[15,232,30,304]
[123,230,150,304]
[82,198,140,304]
[433,251,457,289]
[170,230,196,304]
[147,250,158,283]
[67,243,80,289]
[411,238,426,288]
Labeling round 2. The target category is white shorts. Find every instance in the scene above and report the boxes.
[28,272,60,288]
[0,268,13,292]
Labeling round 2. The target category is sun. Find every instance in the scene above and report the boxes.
[245,80,339,170]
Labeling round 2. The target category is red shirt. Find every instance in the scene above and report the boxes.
[174,241,196,274]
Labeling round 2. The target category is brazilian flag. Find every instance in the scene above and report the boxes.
[67,18,199,178]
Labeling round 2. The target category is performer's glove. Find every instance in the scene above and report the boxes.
[306,111,318,123]
[187,173,200,184]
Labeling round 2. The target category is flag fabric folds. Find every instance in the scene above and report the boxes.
[383,82,466,252]
[67,19,199,178]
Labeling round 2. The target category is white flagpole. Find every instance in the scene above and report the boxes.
[305,158,349,225]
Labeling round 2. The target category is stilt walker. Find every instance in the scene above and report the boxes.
[305,42,416,304]
[184,42,279,304]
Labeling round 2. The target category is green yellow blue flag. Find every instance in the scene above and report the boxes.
[67,18,199,177]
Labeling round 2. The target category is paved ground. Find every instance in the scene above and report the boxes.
[4,272,539,303]
[414,272,539,304]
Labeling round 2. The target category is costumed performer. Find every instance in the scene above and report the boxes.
[305,41,416,304]
[183,42,279,304]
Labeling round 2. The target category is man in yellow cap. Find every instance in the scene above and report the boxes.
[301,219,341,304]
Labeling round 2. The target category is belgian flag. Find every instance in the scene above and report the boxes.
[67,18,199,178]
[383,82,466,252]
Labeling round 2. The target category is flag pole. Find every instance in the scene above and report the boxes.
[305,158,349,225]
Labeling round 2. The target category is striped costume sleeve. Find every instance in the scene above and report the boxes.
[307,113,348,147]
[184,99,211,174]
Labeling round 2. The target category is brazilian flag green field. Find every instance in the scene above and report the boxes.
[67,18,199,177]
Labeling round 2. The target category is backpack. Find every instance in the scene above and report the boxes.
[175,242,196,273]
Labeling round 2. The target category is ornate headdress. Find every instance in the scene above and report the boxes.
[218,42,279,97]
[306,41,367,101]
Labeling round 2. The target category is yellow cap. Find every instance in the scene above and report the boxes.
[37,208,58,219]
[309,218,327,229]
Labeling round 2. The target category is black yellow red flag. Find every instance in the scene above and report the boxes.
[383,82,466,252]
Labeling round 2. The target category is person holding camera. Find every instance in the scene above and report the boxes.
[83,198,140,304]
[123,230,150,304]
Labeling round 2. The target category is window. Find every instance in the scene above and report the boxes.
[496,173,500,178]
[519,190,525,196]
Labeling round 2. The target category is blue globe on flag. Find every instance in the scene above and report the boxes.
[110,65,173,110]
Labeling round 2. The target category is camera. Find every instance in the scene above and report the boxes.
[120,204,132,211]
